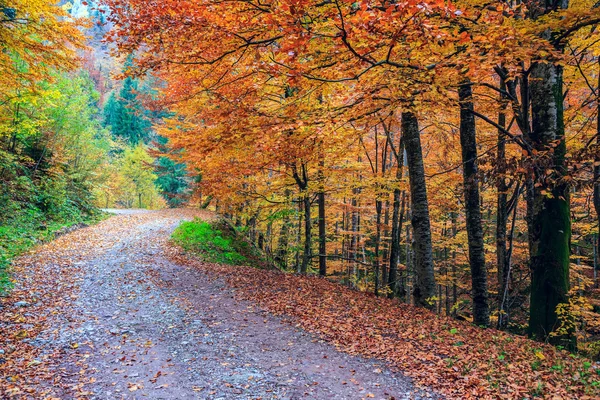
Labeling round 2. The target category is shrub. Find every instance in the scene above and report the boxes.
[171,218,246,265]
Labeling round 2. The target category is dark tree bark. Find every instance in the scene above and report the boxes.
[296,198,302,272]
[402,111,436,309]
[382,199,390,289]
[496,78,510,329]
[302,194,312,274]
[318,158,327,276]
[350,195,359,283]
[527,2,573,345]
[318,190,326,276]
[388,136,405,298]
[459,80,490,327]
[275,210,291,269]
[451,212,458,316]
[292,162,312,274]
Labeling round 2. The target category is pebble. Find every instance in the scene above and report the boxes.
[14,301,30,307]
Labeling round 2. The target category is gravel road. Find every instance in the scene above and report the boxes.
[11,209,429,399]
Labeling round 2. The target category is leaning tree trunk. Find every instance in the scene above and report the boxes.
[459,80,490,327]
[402,111,436,309]
[527,48,573,346]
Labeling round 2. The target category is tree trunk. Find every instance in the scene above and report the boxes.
[275,211,290,269]
[459,80,490,327]
[292,163,312,274]
[402,111,436,309]
[382,199,390,288]
[350,196,359,284]
[374,199,382,294]
[451,212,458,316]
[527,51,573,347]
[318,190,326,276]
[296,198,302,272]
[594,57,600,288]
[496,78,510,329]
[388,137,405,298]
[302,194,312,274]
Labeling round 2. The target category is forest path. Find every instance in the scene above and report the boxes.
[4,209,426,399]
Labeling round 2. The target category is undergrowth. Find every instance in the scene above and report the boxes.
[0,208,108,294]
[171,218,248,265]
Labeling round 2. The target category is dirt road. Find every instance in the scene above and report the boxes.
[1,210,426,399]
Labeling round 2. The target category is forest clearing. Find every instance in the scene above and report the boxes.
[2,0,600,398]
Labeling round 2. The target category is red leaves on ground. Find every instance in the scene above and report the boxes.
[170,249,600,399]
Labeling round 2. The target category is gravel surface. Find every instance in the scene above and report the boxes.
[42,210,430,399]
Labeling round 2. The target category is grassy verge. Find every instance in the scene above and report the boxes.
[172,218,268,267]
[0,209,109,294]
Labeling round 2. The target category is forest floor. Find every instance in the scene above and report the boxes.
[0,209,426,399]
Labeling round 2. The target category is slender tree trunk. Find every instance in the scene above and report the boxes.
[459,81,490,327]
[247,214,257,244]
[496,77,510,328]
[450,212,458,316]
[292,163,312,274]
[527,28,573,346]
[351,196,359,284]
[594,57,600,288]
[405,219,411,303]
[318,190,326,276]
[317,156,327,276]
[382,199,390,288]
[402,112,436,309]
[296,198,302,272]
[388,137,405,298]
[382,135,394,288]
[374,199,382,295]
[275,212,290,269]
[302,194,312,274]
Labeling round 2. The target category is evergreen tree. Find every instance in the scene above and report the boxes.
[102,75,151,145]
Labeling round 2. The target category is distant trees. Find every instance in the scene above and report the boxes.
[103,75,151,145]
[119,145,162,209]
[101,62,191,207]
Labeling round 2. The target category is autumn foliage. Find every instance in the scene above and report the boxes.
[3,0,600,398]
[102,0,600,350]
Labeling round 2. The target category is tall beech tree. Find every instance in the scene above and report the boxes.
[402,112,436,308]
[458,81,490,327]
[526,0,573,345]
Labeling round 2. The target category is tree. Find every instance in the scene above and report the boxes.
[119,145,160,209]
[526,0,573,346]
[458,81,490,327]
[402,112,436,309]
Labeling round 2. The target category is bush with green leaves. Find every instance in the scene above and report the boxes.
[172,219,246,265]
